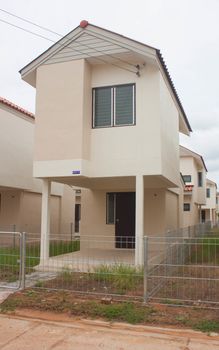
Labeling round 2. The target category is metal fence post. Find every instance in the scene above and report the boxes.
[143,236,148,303]
[13,224,16,249]
[70,222,74,242]
[20,232,26,290]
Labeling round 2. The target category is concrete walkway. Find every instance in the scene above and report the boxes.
[0,313,219,349]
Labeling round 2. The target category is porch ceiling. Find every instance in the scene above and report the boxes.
[47,175,177,190]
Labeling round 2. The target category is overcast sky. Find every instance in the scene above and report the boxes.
[0,0,219,185]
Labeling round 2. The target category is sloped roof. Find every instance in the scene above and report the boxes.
[180,145,208,172]
[0,97,34,120]
[20,20,191,133]
[206,178,217,188]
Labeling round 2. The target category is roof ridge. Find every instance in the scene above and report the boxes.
[0,97,35,119]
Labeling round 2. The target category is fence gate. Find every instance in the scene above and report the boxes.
[0,231,24,290]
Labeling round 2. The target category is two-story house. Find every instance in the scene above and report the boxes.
[180,146,207,227]
[20,21,192,265]
[201,179,217,225]
[0,97,75,235]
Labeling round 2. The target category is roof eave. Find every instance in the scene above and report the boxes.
[156,50,192,134]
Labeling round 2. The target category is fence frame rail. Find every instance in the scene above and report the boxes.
[0,221,218,307]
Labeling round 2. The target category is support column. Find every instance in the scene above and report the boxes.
[209,208,212,224]
[135,175,144,266]
[199,205,202,223]
[40,179,51,264]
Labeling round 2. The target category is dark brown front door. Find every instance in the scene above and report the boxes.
[115,192,135,248]
[201,210,206,223]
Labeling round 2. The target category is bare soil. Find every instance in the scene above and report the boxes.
[1,288,219,332]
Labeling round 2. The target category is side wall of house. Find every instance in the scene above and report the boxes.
[182,195,199,227]
[0,190,22,230]
[160,74,180,187]
[0,105,34,190]
[0,185,75,235]
[165,190,180,232]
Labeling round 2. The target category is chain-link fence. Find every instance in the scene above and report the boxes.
[0,222,219,306]
[25,233,143,299]
[0,231,24,289]
[145,222,219,306]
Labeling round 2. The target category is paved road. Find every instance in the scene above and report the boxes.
[0,313,219,349]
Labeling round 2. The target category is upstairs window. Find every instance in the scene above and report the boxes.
[198,172,203,187]
[93,84,135,128]
[182,175,192,183]
[184,203,190,211]
[206,188,210,198]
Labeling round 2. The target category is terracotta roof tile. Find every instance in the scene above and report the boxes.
[0,97,35,120]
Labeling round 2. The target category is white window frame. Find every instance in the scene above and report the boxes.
[92,84,135,128]
[182,175,192,183]
[184,203,190,211]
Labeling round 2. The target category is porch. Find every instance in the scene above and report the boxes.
[39,174,178,267]
[39,248,135,272]
[36,236,162,273]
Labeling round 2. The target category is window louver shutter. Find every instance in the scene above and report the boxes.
[94,87,111,127]
[115,85,134,125]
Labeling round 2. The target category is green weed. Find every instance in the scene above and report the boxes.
[193,320,219,333]
[162,299,183,306]
[92,264,143,293]
[0,240,80,282]
[189,237,219,264]
[175,315,190,325]
[71,301,154,324]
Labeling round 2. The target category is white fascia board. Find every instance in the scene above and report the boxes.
[20,27,83,80]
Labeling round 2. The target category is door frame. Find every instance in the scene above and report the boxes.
[114,192,135,249]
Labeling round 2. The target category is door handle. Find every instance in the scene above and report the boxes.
[116,219,119,222]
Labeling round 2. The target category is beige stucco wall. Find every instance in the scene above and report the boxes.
[33,59,180,188]
[59,185,75,235]
[165,190,179,232]
[18,191,41,233]
[144,189,165,235]
[0,185,75,235]
[80,189,114,249]
[35,60,85,161]
[202,180,217,225]
[182,195,199,227]
[79,188,179,250]
[160,74,180,187]
[202,180,217,210]
[0,105,34,190]
[0,102,75,236]
[0,190,21,230]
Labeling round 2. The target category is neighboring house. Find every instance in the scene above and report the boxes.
[20,21,192,264]
[201,179,217,225]
[216,192,219,220]
[180,146,207,227]
[0,97,75,235]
